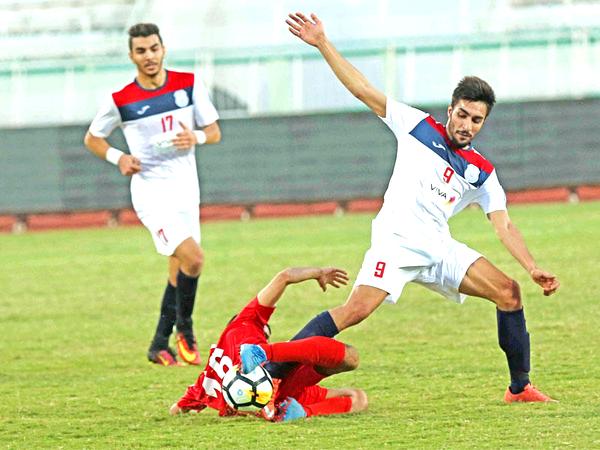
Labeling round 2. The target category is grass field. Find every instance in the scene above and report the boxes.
[1,201,599,449]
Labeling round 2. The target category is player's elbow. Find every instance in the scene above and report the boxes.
[490,214,514,238]
[276,269,293,285]
[208,127,221,144]
[353,83,371,104]
[204,123,221,144]
[493,221,510,236]
[83,131,105,154]
[83,131,94,149]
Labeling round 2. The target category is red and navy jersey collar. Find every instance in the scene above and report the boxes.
[112,70,195,122]
[409,115,494,187]
[133,70,169,92]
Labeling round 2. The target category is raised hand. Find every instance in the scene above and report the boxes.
[286,12,325,47]
[317,267,349,292]
[530,268,560,296]
[172,121,198,149]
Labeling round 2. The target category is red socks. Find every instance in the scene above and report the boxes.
[260,336,345,368]
[263,337,355,419]
[304,396,353,417]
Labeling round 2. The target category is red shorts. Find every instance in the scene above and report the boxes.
[275,364,328,406]
[177,384,211,413]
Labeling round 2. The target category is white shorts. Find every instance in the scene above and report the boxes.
[354,236,481,304]
[137,207,201,256]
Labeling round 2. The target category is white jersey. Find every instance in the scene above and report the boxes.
[88,70,219,214]
[373,99,506,265]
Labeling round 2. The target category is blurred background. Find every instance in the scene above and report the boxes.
[1,0,599,226]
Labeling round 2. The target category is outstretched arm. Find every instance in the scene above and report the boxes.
[257,267,349,307]
[488,210,560,296]
[286,12,386,117]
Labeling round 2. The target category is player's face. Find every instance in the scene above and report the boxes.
[129,35,165,78]
[445,99,488,147]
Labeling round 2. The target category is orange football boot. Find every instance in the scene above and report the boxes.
[147,348,182,366]
[504,383,556,403]
[176,332,202,365]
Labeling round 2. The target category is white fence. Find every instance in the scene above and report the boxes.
[1,27,600,127]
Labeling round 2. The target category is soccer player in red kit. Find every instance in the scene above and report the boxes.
[169,266,368,421]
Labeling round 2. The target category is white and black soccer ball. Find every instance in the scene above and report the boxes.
[221,365,274,411]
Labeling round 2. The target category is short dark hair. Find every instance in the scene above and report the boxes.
[451,76,496,116]
[128,23,162,50]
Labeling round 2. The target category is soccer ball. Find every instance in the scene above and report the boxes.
[221,365,274,411]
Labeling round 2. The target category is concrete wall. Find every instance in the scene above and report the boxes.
[1,98,598,214]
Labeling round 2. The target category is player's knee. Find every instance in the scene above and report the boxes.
[343,345,360,371]
[183,250,204,276]
[350,389,368,413]
[185,260,202,277]
[496,278,522,311]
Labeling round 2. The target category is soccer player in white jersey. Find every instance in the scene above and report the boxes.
[84,23,221,366]
[278,12,561,403]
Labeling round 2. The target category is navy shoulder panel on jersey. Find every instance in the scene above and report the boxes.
[112,70,195,122]
[409,115,494,187]
[117,86,194,122]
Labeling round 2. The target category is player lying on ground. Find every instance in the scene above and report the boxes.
[169,266,368,421]
[279,12,560,403]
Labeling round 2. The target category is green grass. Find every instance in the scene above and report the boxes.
[1,202,599,449]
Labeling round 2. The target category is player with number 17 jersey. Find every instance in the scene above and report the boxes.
[85,25,223,368]
[89,70,218,217]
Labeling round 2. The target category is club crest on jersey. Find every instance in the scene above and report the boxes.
[173,89,190,108]
[464,164,481,184]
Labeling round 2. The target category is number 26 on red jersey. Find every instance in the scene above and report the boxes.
[202,345,233,398]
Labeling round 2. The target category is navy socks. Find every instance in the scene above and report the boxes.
[497,308,531,393]
[149,282,176,351]
[149,270,199,351]
[176,269,199,333]
[289,311,339,341]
